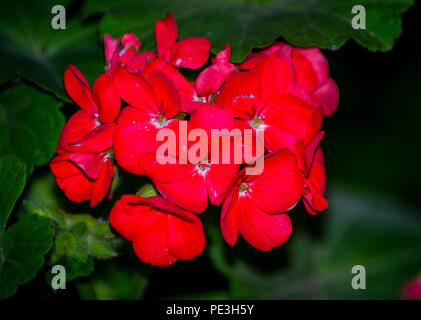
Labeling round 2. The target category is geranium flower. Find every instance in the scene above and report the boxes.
[104,33,156,74]
[241,42,339,117]
[155,12,210,69]
[112,67,181,174]
[141,45,235,112]
[110,194,206,266]
[220,150,304,251]
[58,65,120,153]
[50,150,114,207]
[217,55,322,157]
[139,104,240,213]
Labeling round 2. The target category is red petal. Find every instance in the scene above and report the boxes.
[263,93,321,145]
[109,194,152,241]
[70,123,116,152]
[293,47,328,89]
[190,103,235,136]
[220,189,240,246]
[139,153,195,184]
[168,214,205,261]
[104,34,119,64]
[57,110,97,152]
[106,51,121,77]
[68,152,104,180]
[120,48,136,65]
[303,131,324,176]
[245,150,304,214]
[121,33,141,51]
[90,158,114,207]
[114,67,157,113]
[155,12,177,60]
[240,42,284,70]
[216,71,259,120]
[64,65,97,115]
[137,196,190,220]
[304,147,328,214]
[195,45,236,97]
[154,173,208,213]
[113,107,159,174]
[132,212,177,266]
[50,153,93,203]
[150,70,180,118]
[141,58,198,112]
[93,74,121,123]
[206,163,239,206]
[126,51,156,73]
[252,56,295,104]
[239,197,292,251]
[170,37,210,69]
[312,77,339,117]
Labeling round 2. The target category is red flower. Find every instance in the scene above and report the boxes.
[221,150,304,251]
[155,12,210,69]
[139,104,240,213]
[141,45,235,113]
[402,275,421,300]
[217,55,322,157]
[59,65,120,152]
[50,150,114,207]
[104,33,156,74]
[195,45,236,98]
[110,194,206,266]
[113,67,180,174]
[241,42,339,117]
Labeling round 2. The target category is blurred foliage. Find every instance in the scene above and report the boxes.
[83,0,413,62]
[0,82,65,168]
[0,214,54,299]
[0,156,26,232]
[0,0,104,101]
[208,187,421,299]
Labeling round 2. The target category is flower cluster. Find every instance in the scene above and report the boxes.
[51,12,338,266]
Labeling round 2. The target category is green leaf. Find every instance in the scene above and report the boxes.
[55,231,77,256]
[0,156,26,233]
[0,83,65,167]
[24,202,121,282]
[0,0,104,100]
[209,187,421,299]
[49,256,95,283]
[23,201,65,226]
[83,0,414,63]
[136,183,158,198]
[87,237,118,259]
[0,214,54,299]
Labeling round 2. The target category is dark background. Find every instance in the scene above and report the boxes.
[9,0,421,300]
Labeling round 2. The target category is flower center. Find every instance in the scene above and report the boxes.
[153,113,168,127]
[239,182,250,196]
[196,163,210,174]
[249,116,263,129]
